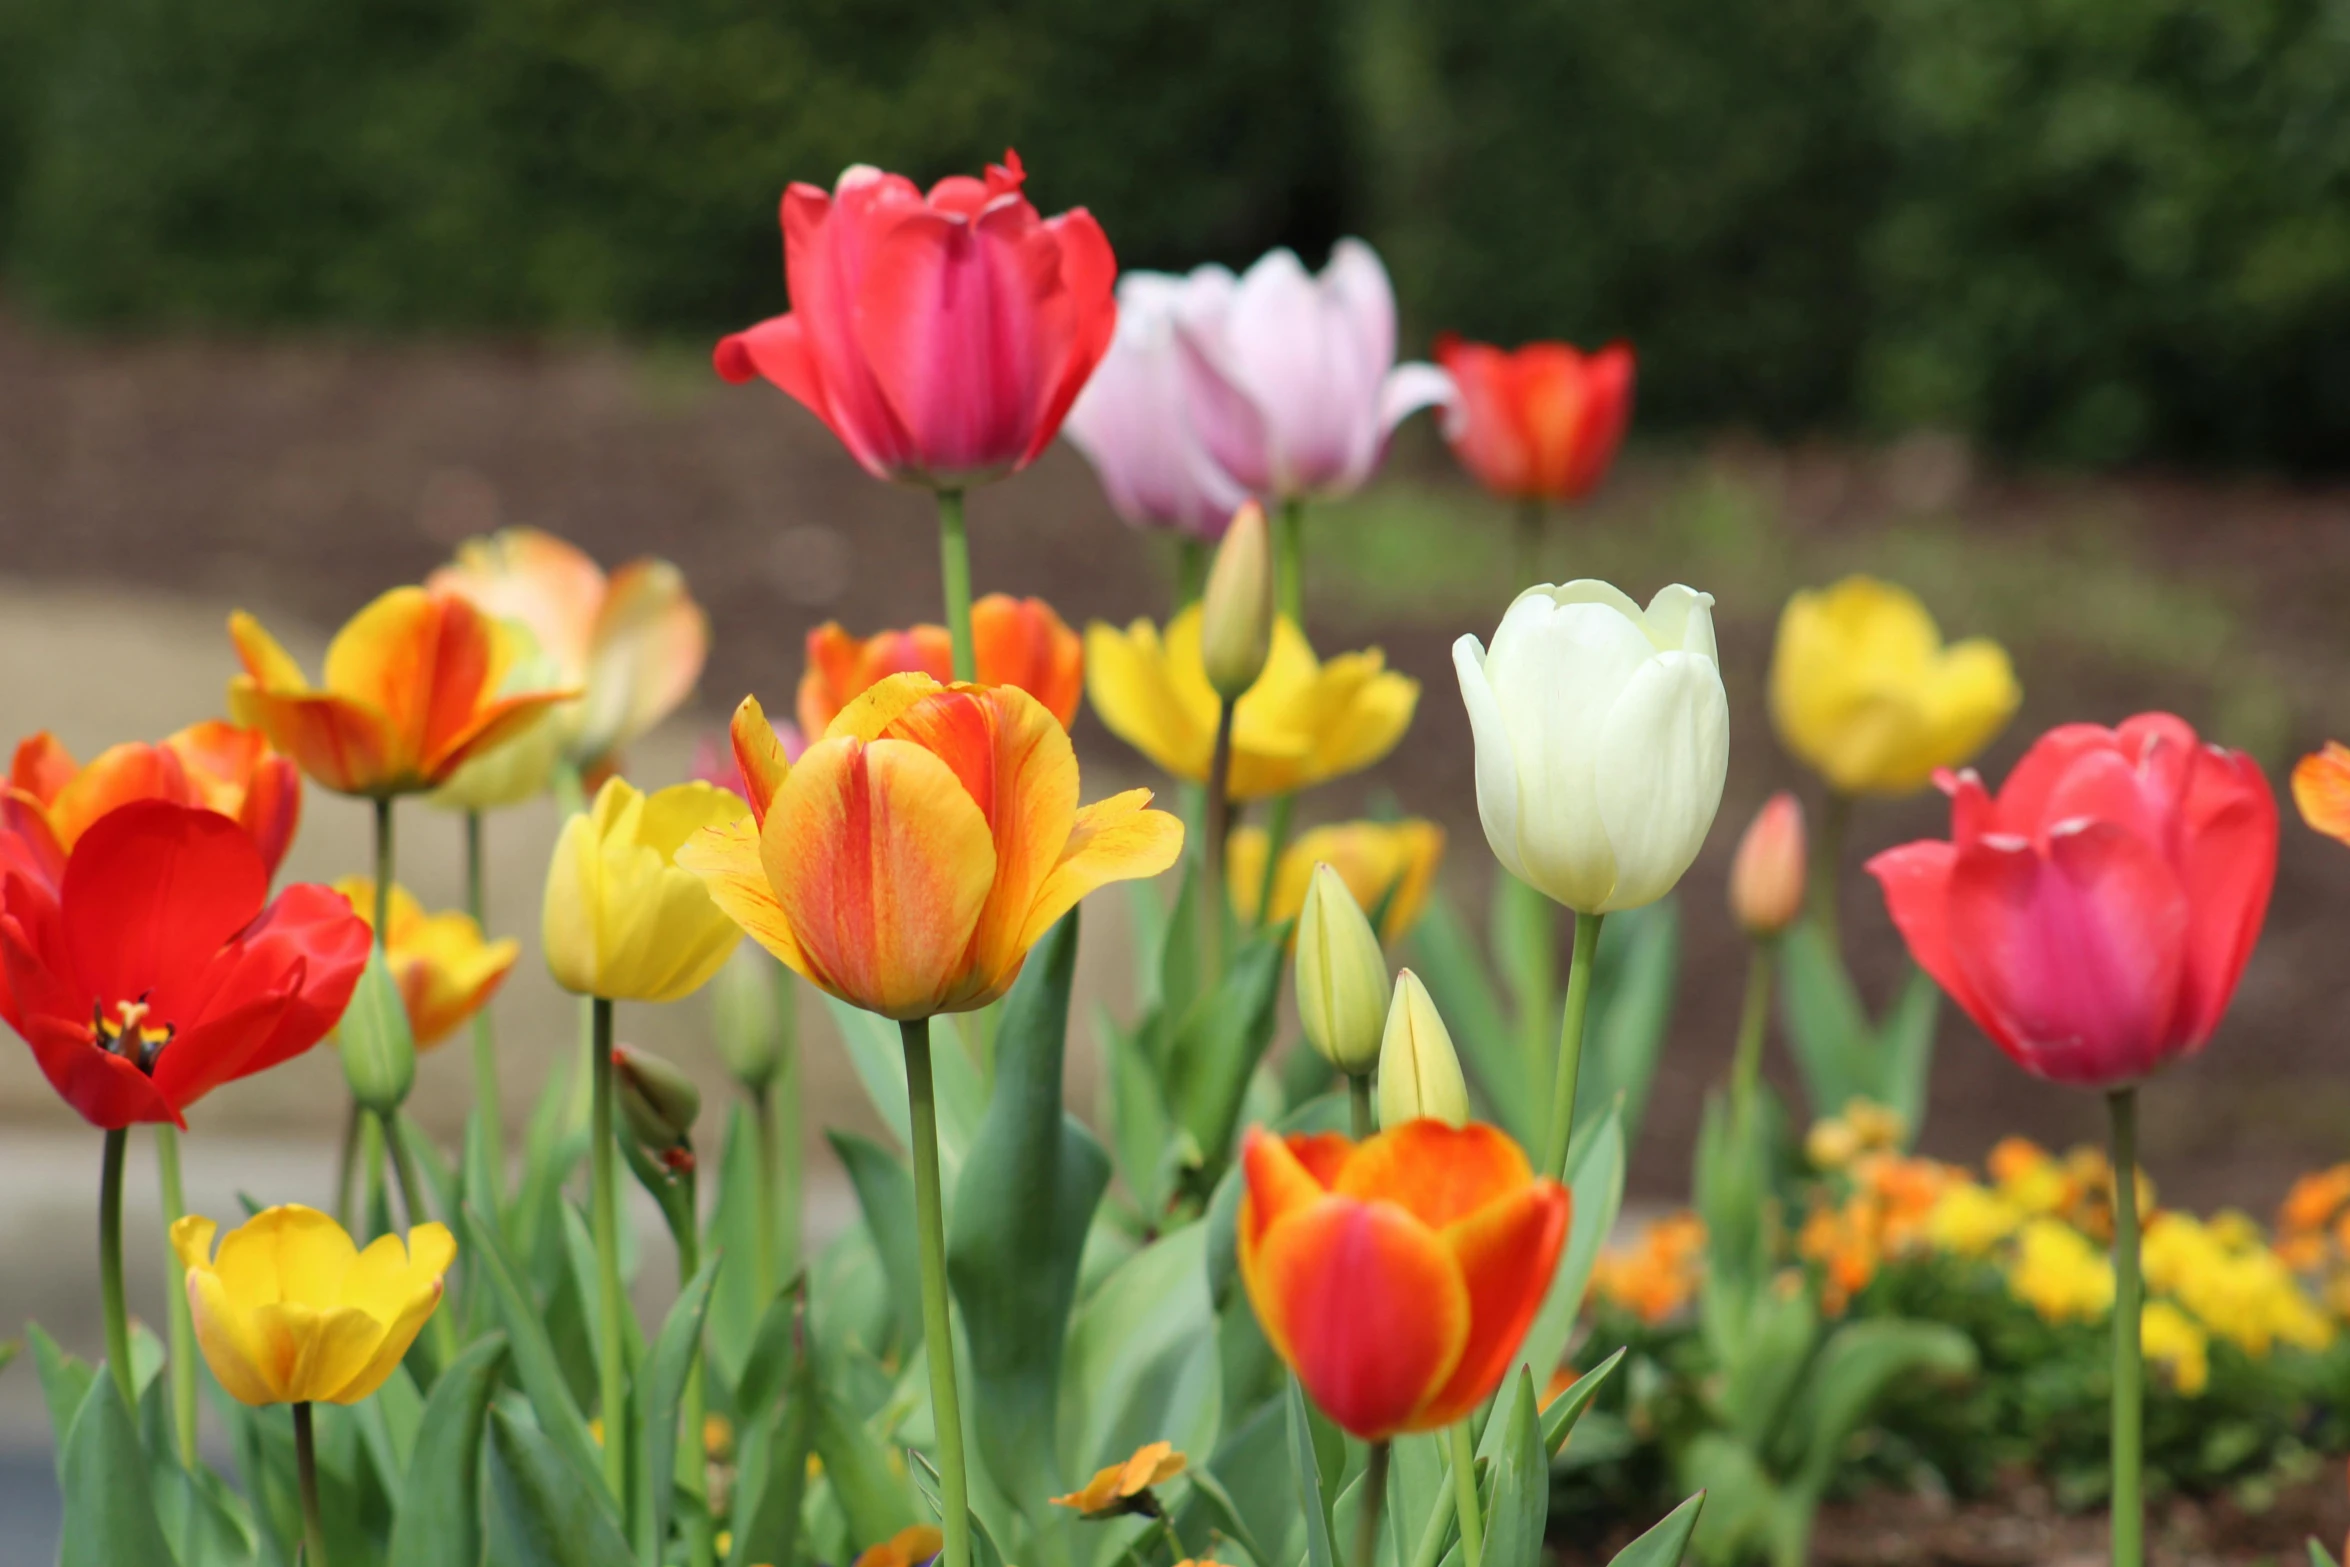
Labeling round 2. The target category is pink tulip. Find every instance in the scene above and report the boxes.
[1063,272,1254,539]
[1172,241,1455,502]
[715,151,1118,489]
[1868,713,2277,1088]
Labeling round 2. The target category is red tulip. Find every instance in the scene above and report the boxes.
[1433,337,1634,504]
[0,801,370,1128]
[715,151,1118,490]
[1868,714,2276,1088]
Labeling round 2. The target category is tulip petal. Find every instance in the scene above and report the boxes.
[577,559,709,763]
[1248,1196,1469,1440]
[331,1279,446,1404]
[1865,839,2005,1043]
[263,1302,387,1405]
[1238,1128,1338,1279]
[730,695,793,829]
[2292,741,2350,845]
[2172,747,2277,1045]
[187,1266,284,1406]
[678,817,810,977]
[1416,1180,1571,1428]
[827,671,951,745]
[9,732,76,803]
[1333,1120,1536,1227]
[216,1205,362,1313]
[762,736,995,1019]
[1590,650,1729,912]
[972,596,1086,730]
[1453,634,1528,888]
[1087,618,1215,783]
[1025,207,1120,469]
[1019,789,1184,956]
[63,802,271,1027]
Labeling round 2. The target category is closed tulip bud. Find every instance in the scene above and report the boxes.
[338,947,417,1115]
[709,945,782,1089]
[1200,501,1274,700]
[1378,970,1469,1128]
[613,1044,701,1152]
[1728,792,1806,937]
[1296,862,1390,1073]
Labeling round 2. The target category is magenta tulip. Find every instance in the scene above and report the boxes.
[1868,713,2277,1088]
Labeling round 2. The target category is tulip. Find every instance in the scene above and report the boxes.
[544,778,747,1005]
[1770,576,2020,799]
[2292,741,2350,846]
[1296,862,1392,1084]
[1227,818,1445,945]
[614,1043,702,1155]
[4,720,300,884]
[1086,609,1417,803]
[1433,336,1635,505]
[798,596,1084,737]
[228,587,576,798]
[333,877,519,1048]
[679,680,1183,1020]
[1455,582,1729,916]
[1239,1120,1569,1440]
[1199,502,1275,702]
[1378,971,1469,1128]
[1064,272,1254,539]
[171,1205,453,1407]
[695,717,808,801]
[1728,792,1807,939]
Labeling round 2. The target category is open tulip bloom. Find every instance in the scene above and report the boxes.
[6,721,301,887]
[799,595,1084,737]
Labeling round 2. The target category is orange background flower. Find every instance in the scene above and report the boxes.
[335,877,519,1047]
[797,595,1084,737]
[1238,1120,1569,1440]
[2293,741,2350,846]
[6,720,299,878]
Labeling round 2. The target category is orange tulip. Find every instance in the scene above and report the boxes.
[334,877,519,1047]
[798,595,1084,737]
[228,587,577,797]
[679,676,1181,1020]
[428,527,710,775]
[2294,741,2350,846]
[1239,1120,1569,1440]
[5,721,300,879]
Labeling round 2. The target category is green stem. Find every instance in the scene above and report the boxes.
[1513,497,1546,588]
[99,1128,136,1418]
[1729,945,1774,1144]
[676,1180,715,1567]
[466,810,504,1220]
[590,999,631,1508]
[770,961,802,1285]
[751,1083,779,1304]
[1203,696,1236,983]
[1275,497,1306,623]
[1355,1440,1390,1567]
[899,1019,972,1567]
[1174,536,1209,611]
[1540,912,1604,1179]
[1253,794,1295,930]
[1810,790,1850,955]
[383,1111,459,1366]
[372,797,394,941]
[937,488,976,683]
[157,1124,199,1467]
[334,1100,361,1231]
[295,1402,330,1567]
[1348,1074,1375,1139]
[2108,1087,2143,1567]
[1448,1421,1484,1567]
[360,1107,392,1241]
[1505,879,1558,1111]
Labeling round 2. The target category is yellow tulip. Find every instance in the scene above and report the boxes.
[1084,608,1417,803]
[545,778,747,1003]
[335,877,519,1047]
[170,1205,453,1407]
[1226,818,1444,945]
[1768,576,2020,797]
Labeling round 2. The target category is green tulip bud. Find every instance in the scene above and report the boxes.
[337,946,416,1114]
[613,1044,701,1153]
[1377,970,1469,1128]
[1296,861,1390,1073]
[709,944,784,1089]
[1200,500,1275,701]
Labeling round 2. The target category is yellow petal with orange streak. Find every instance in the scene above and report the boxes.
[730,694,793,828]
[428,525,605,680]
[826,670,949,744]
[1018,789,1185,954]
[678,816,811,978]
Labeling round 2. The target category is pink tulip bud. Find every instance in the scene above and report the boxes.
[1729,792,1807,937]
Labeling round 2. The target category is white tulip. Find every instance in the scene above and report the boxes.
[1454,582,1730,914]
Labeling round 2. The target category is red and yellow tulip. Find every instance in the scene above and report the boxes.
[1238,1120,1569,1440]
[5,720,300,882]
[679,677,1183,1020]
[334,877,519,1047]
[797,595,1084,737]
[229,587,575,797]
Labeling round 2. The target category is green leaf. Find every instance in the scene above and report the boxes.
[462,1201,616,1519]
[388,1333,509,1567]
[1057,1223,1221,1485]
[728,1291,813,1567]
[1480,1369,1548,1567]
[1716,1283,1819,1452]
[1787,1320,1976,1494]
[1285,1378,1337,1567]
[823,995,987,1172]
[0,1337,17,1377]
[1403,888,1526,1146]
[152,1449,260,1567]
[1542,1346,1627,1459]
[397,1110,459,1227]
[28,1322,94,1476]
[1605,1491,1707,1567]
[947,913,1112,1517]
[811,1374,914,1546]
[58,1377,173,1567]
[1586,899,1679,1145]
[639,1251,722,1562]
[1876,967,1942,1141]
[731,1288,801,1424]
[1102,1004,1176,1220]
[2312,1540,2344,1567]
[1186,1461,1273,1567]
[707,1100,773,1390]
[1154,859,1203,1058]
[1677,1433,1774,1565]
[1775,921,1873,1119]
[488,1400,638,1567]
[562,1199,647,1375]
[1163,929,1288,1177]
[830,1130,922,1356]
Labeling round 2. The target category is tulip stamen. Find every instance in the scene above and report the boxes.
[92,996,175,1072]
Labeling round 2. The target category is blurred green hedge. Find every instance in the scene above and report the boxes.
[4,0,2349,466]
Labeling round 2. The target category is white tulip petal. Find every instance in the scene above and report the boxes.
[1453,635,1531,887]
[1535,579,1649,622]
[1378,362,1459,436]
[1326,238,1399,386]
[1642,584,1720,663]
[1591,651,1731,912]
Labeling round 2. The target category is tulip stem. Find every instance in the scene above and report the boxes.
[156,1124,200,1468]
[2108,1087,2144,1567]
[1541,911,1604,1179]
[334,1100,361,1231]
[937,488,976,683]
[383,1110,460,1368]
[762,963,803,1292]
[1514,497,1546,588]
[590,998,632,1510]
[1203,696,1237,983]
[1810,790,1849,955]
[1355,1440,1390,1567]
[1253,794,1295,930]
[1729,945,1774,1146]
[294,1402,330,1567]
[1348,1074,1375,1139]
[372,797,394,943]
[900,1019,973,1567]
[1448,1421,1485,1567]
[1275,497,1306,623]
[465,810,505,1230]
[674,1175,717,1567]
[98,1128,137,1419]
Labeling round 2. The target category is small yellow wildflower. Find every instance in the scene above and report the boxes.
[2008,1218,2114,1322]
[1806,1117,1862,1171]
[2141,1301,2210,1396]
[1928,1181,2024,1257]
[1844,1099,1908,1152]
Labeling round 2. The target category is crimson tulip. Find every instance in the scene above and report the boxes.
[0,801,370,1128]
[1433,336,1634,505]
[715,150,1117,489]
[1868,713,2276,1088]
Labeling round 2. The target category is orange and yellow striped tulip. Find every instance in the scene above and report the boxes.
[429,527,710,776]
[6,721,300,878]
[335,877,519,1047]
[1239,1120,1569,1440]
[798,595,1084,737]
[229,588,575,797]
[679,676,1183,1019]
[2293,741,2350,846]
[1226,818,1444,945]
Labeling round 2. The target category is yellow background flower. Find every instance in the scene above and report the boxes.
[545,777,746,1002]
[335,877,518,1047]
[1226,818,1444,943]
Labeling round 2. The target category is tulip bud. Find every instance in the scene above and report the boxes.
[709,944,783,1089]
[338,947,416,1115]
[1377,970,1469,1128]
[613,1044,701,1154]
[1296,862,1390,1073]
[1728,792,1807,938]
[1199,501,1275,700]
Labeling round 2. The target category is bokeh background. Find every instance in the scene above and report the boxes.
[4,0,2350,1547]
